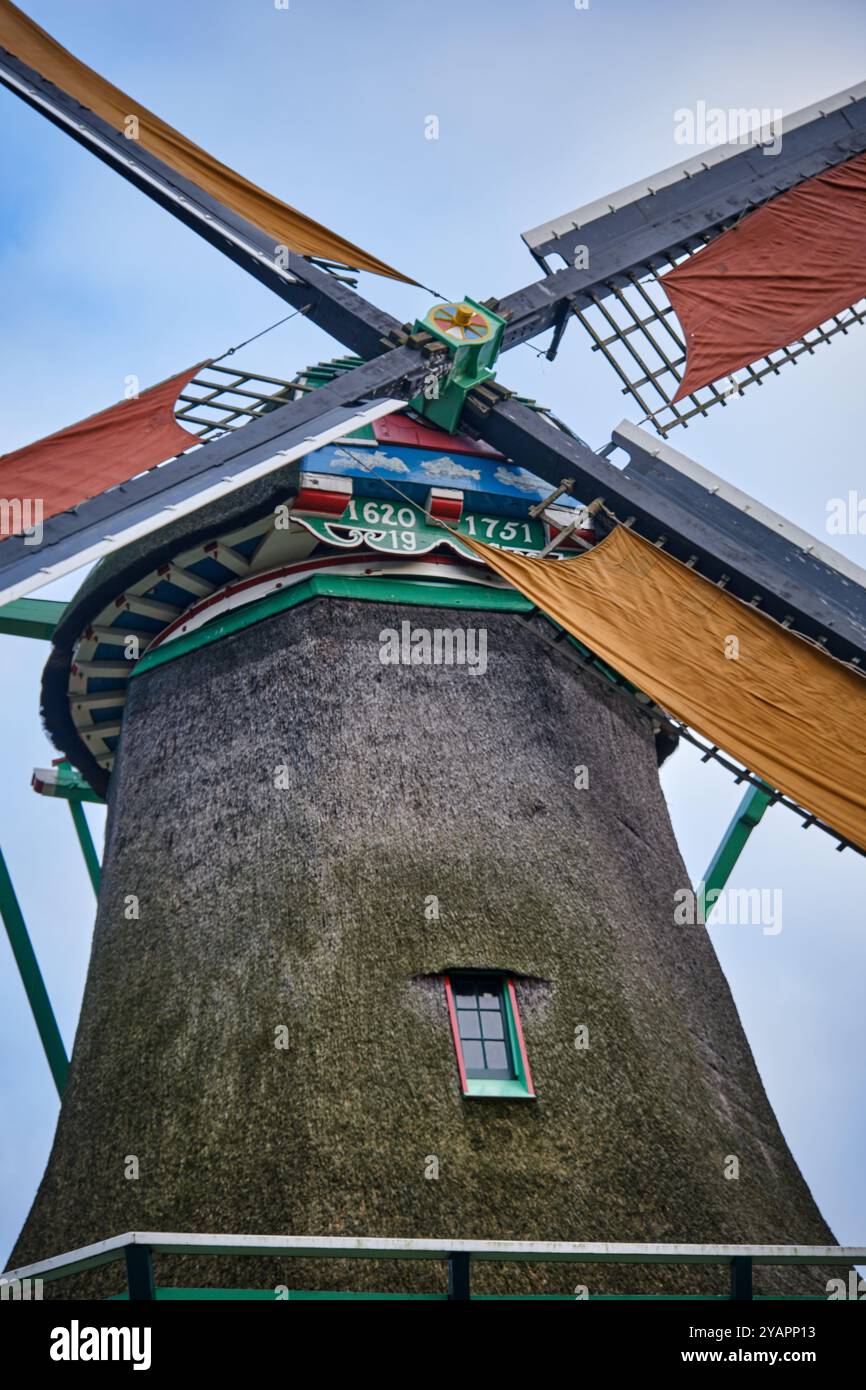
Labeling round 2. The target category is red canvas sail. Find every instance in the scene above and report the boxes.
[0,364,204,538]
[664,150,866,400]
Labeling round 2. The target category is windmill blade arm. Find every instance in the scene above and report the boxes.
[495,83,866,354]
[0,45,401,359]
[613,419,866,624]
[463,392,866,667]
[0,345,444,608]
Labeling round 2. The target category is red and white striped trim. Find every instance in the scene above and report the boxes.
[426,487,464,523]
[145,551,509,653]
[31,767,59,797]
[294,472,353,516]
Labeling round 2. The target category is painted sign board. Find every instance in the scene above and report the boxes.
[292,495,547,559]
[301,441,580,518]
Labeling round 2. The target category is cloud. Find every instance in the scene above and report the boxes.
[422,456,481,482]
[494,465,545,495]
[331,447,410,474]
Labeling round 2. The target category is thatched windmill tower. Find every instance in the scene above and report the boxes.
[7,375,835,1298]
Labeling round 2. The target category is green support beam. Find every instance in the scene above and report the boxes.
[32,761,103,891]
[0,598,66,641]
[0,847,69,1096]
[698,781,774,918]
[68,802,101,895]
[32,759,104,806]
[409,298,506,433]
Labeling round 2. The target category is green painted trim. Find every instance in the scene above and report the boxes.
[105,1288,826,1301]
[465,1077,535,1099]
[410,298,506,433]
[475,1294,826,1301]
[0,597,66,641]
[564,631,640,696]
[295,496,546,559]
[36,760,104,806]
[127,568,638,727]
[699,781,774,918]
[109,1288,447,1301]
[503,982,534,1097]
[0,847,68,1095]
[461,979,535,1100]
[69,801,101,896]
[132,574,535,678]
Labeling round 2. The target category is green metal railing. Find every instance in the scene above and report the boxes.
[2,1233,861,1302]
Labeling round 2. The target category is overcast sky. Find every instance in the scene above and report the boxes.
[2,0,865,1265]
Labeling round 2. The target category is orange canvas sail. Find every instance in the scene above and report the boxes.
[0,365,204,536]
[663,150,866,399]
[0,0,414,283]
[459,526,866,851]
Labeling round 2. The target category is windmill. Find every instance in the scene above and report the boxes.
[1,0,865,1300]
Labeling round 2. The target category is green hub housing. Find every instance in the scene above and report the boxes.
[410,297,506,433]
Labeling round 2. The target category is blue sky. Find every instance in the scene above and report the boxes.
[2,0,866,1262]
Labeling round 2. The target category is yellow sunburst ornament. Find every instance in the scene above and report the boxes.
[431,302,495,343]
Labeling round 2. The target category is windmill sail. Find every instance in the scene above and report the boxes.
[664,151,866,398]
[0,365,205,537]
[0,0,413,283]
[0,389,406,608]
[459,525,866,853]
[519,83,866,434]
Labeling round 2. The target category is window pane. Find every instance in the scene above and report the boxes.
[480,1010,504,1040]
[454,991,477,1009]
[483,1041,509,1072]
[457,1010,481,1039]
[478,991,500,1010]
[462,1040,485,1072]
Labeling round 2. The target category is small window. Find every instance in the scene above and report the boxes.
[445,974,535,1100]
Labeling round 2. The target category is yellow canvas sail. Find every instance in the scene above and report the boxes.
[460,525,866,852]
[0,0,415,282]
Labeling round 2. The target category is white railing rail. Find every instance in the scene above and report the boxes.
[2,1233,862,1302]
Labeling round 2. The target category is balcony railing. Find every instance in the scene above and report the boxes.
[2,1233,861,1302]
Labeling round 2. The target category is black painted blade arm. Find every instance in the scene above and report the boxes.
[463,391,866,666]
[0,46,402,360]
[495,86,866,353]
[0,345,446,607]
